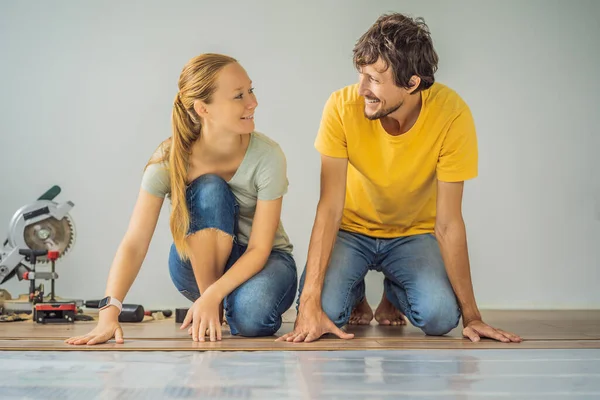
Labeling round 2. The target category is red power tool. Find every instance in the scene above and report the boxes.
[21,249,76,323]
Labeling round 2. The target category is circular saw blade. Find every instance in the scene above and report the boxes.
[23,216,74,263]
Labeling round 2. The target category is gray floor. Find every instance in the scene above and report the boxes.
[1,349,599,399]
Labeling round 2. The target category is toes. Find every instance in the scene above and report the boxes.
[350,313,373,325]
[389,316,406,326]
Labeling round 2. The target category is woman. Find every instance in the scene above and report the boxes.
[66,53,297,344]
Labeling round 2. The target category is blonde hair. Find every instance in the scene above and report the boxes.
[147,53,237,259]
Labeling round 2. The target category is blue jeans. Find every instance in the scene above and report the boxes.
[168,174,298,337]
[298,230,461,336]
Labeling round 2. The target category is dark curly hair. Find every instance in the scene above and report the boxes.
[353,13,438,93]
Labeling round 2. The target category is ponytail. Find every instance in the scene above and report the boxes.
[169,93,201,260]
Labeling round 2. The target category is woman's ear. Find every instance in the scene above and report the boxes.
[193,100,208,118]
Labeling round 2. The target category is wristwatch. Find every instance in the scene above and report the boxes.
[98,296,123,313]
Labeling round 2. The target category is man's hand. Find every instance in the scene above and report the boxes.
[463,319,522,343]
[276,304,354,343]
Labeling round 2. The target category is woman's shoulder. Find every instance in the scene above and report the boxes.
[250,131,286,159]
[141,138,172,198]
[149,138,172,163]
[245,132,289,199]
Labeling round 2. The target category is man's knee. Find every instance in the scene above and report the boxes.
[296,230,371,328]
[412,296,461,336]
[321,291,352,328]
[297,272,351,327]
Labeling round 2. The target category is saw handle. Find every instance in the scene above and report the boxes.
[19,249,48,264]
[37,185,61,201]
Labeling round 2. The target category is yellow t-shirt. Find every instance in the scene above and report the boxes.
[314,82,478,238]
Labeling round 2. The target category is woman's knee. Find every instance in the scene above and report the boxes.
[187,174,232,210]
[186,174,237,235]
[229,311,282,337]
[227,253,297,337]
[227,294,286,337]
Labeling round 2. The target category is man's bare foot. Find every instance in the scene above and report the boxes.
[375,293,406,326]
[349,298,374,325]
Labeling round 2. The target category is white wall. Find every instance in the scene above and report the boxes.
[1,0,598,310]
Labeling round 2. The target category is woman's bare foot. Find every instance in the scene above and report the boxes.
[349,298,374,325]
[374,293,406,326]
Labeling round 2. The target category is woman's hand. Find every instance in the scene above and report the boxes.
[180,287,223,342]
[64,307,124,345]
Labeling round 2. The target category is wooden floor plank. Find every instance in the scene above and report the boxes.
[373,339,600,350]
[0,338,386,351]
[1,310,598,350]
[0,320,595,341]
[0,324,535,340]
[1,338,599,351]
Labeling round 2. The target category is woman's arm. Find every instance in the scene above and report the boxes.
[66,188,164,345]
[99,188,164,320]
[209,143,288,298]
[209,196,282,300]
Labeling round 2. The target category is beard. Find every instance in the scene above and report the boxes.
[364,98,403,120]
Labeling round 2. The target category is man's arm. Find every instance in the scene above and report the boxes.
[435,180,521,343]
[300,155,348,306]
[276,155,354,343]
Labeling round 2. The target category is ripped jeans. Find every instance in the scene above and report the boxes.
[168,174,297,337]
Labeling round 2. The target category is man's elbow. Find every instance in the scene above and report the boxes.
[434,218,465,241]
[317,199,343,225]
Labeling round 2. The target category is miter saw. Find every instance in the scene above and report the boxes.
[0,185,79,322]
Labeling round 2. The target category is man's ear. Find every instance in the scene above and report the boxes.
[407,75,421,94]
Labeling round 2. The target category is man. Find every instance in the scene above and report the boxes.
[279,13,522,344]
